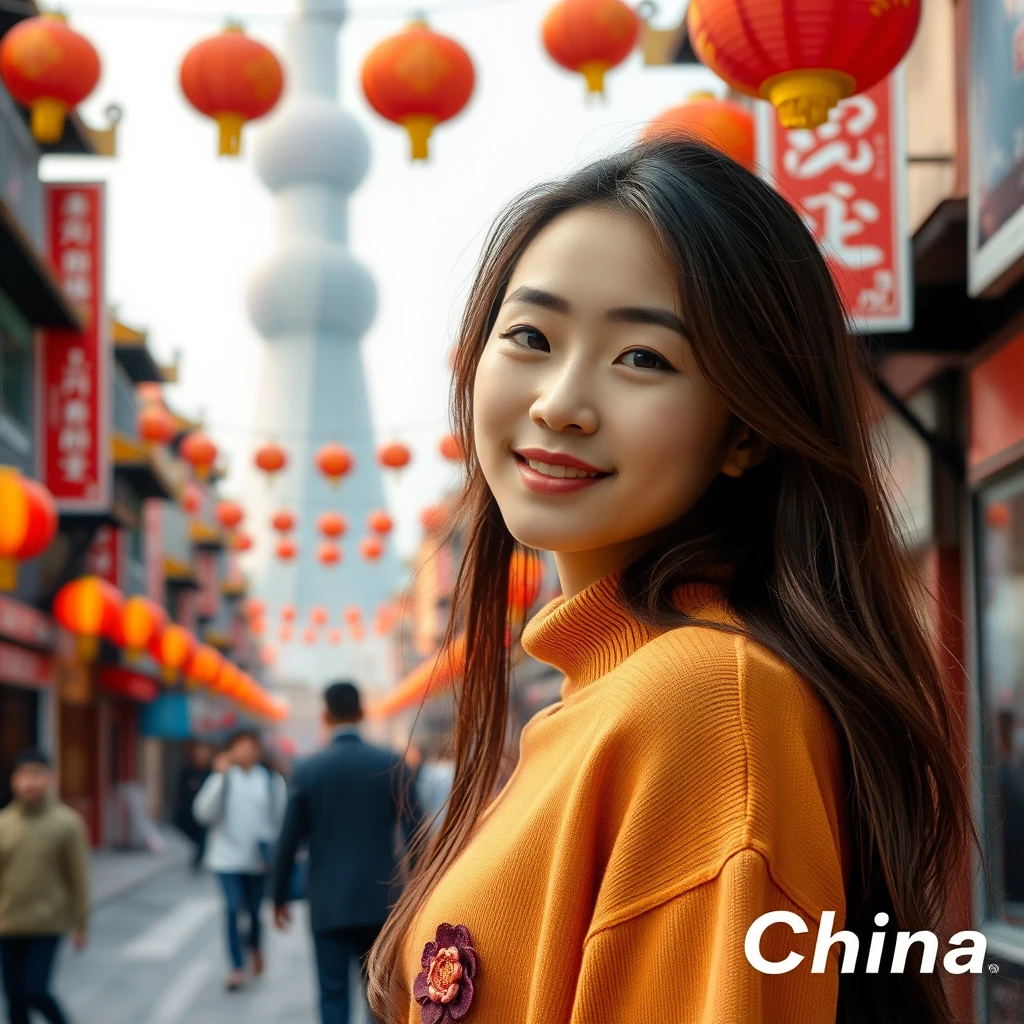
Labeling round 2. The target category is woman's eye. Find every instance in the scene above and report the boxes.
[619,349,673,371]
[498,327,549,352]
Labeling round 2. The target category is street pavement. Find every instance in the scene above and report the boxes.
[54,863,370,1024]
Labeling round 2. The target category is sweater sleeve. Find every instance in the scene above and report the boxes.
[64,812,90,936]
[569,848,840,1024]
[192,771,225,827]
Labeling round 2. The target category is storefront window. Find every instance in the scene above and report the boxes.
[0,324,31,432]
[978,475,1024,925]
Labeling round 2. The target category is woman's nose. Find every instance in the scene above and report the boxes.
[528,366,599,434]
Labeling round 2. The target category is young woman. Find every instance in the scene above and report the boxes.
[367,138,978,1024]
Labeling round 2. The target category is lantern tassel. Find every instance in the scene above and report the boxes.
[214,112,246,156]
[76,635,99,663]
[30,98,67,145]
[762,70,853,130]
[402,115,437,161]
[0,557,18,593]
[579,61,609,97]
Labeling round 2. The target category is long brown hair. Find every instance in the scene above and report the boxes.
[368,138,980,1023]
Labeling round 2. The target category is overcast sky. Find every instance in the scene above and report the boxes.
[42,0,716,561]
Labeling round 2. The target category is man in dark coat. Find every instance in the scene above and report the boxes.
[173,741,212,872]
[272,681,421,1024]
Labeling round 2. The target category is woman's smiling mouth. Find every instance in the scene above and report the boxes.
[512,448,613,494]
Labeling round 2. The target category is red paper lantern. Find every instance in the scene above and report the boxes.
[420,504,446,534]
[53,576,123,662]
[215,500,244,530]
[260,645,278,667]
[310,606,329,627]
[687,0,922,129]
[118,596,167,660]
[0,13,101,144]
[149,624,196,685]
[367,509,393,536]
[181,481,203,515]
[541,0,640,97]
[315,443,354,488]
[640,92,755,171]
[508,550,544,622]
[250,617,267,636]
[179,22,285,156]
[318,542,342,567]
[343,606,362,627]
[0,468,58,592]
[280,604,296,623]
[255,441,287,480]
[233,532,254,553]
[378,442,412,472]
[327,628,342,645]
[438,433,464,462]
[278,624,293,642]
[185,643,223,689]
[361,18,475,161]
[359,536,384,562]
[246,598,266,619]
[302,627,318,645]
[271,509,296,534]
[137,404,177,445]
[317,511,348,539]
[276,538,298,561]
[179,432,218,479]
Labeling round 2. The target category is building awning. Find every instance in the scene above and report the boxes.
[189,520,225,550]
[112,319,165,384]
[112,432,175,500]
[366,635,467,720]
[221,577,247,598]
[866,198,1024,356]
[204,630,232,652]
[0,197,82,329]
[164,556,198,589]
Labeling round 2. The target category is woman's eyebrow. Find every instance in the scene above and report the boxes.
[502,285,689,338]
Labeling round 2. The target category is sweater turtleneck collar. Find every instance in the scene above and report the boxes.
[520,568,734,698]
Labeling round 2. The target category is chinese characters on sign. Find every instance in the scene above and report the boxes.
[757,73,911,331]
[39,184,110,509]
[85,525,122,587]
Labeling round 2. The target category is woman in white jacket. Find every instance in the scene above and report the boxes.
[193,729,287,991]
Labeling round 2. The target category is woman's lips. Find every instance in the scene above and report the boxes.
[512,453,610,495]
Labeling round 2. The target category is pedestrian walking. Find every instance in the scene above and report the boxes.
[0,749,88,1024]
[173,741,212,873]
[272,681,421,1024]
[193,729,286,992]
[364,139,977,1024]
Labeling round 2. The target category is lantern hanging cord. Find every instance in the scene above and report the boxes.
[0,0,532,22]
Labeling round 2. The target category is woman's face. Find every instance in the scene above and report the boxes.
[473,204,755,595]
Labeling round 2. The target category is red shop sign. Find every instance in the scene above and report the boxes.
[757,71,912,332]
[85,525,123,587]
[97,666,159,703]
[38,183,111,511]
[0,640,53,689]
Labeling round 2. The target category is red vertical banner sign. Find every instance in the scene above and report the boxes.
[85,525,122,587]
[38,183,110,510]
[756,71,912,332]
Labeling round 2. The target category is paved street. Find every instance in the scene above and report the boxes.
[53,864,370,1024]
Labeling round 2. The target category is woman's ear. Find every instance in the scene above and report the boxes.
[720,424,772,478]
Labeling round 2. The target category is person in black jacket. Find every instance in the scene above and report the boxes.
[272,681,421,1024]
[173,741,212,872]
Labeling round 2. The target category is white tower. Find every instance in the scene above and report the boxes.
[246,0,396,691]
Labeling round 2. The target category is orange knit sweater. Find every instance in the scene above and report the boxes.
[401,573,850,1024]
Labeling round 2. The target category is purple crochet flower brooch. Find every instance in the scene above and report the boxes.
[415,922,478,1023]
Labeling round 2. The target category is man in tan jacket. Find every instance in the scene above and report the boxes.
[0,749,89,1024]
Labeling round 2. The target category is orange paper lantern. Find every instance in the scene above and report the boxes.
[420,504,446,534]
[279,624,293,642]
[318,542,342,567]
[260,645,278,667]
[378,441,412,472]
[343,606,362,627]
[245,598,266,619]
[233,532,254,553]
[118,596,167,660]
[315,443,354,488]
[215,500,244,530]
[185,643,223,689]
[640,93,755,171]
[541,0,640,97]
[317,511,348,539]
[302,627,318,645]
[181,481,203,515]
[438,433,464,462]
[0,13,101,144]
[276,538,298,561]
[361,18,475,161]
[367,509,393,536]
[271,509,296,534]
[686,0,922,129]
[137,403,177,445]
[327,628,342,645]
[359,536,384,562]
[508,550,544,622]
[254,441,287,480]
[179,432,218,479]
[149,624,196,685]
[53,576,123,662]
[280,604,296,623]
[310,606,329,627]
[179,23,285,156]
[0,468,58,591]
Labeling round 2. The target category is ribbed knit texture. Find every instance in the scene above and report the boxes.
[401,572,849,1023]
